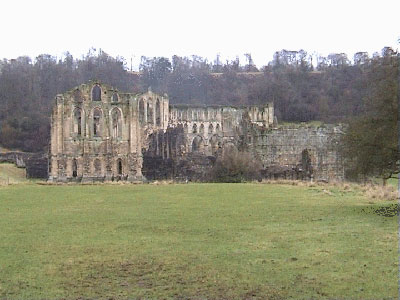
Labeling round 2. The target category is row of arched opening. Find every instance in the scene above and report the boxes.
[73,107,122,139]
[191,135,221,155]
[71,158,123,177]
[138,98,162,126]
[171,109,220,122]
[188,123,221,135]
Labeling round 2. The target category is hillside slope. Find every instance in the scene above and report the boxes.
[0,163,27,184]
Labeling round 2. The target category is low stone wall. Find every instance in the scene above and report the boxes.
[0,152,30,167]
[253,125,345,181]
[142,153,215,182]
[0,152,48,179]
[142,124,345,182]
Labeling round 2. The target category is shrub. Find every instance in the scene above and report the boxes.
[210,147,262,183]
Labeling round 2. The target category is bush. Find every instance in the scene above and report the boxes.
[210,147,262,183]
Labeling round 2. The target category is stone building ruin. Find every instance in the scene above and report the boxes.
[48,81,344,182]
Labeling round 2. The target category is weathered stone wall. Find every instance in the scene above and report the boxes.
[0,152,48,178]
[247,125,345,181]
[48,82,170,182]
[0,151,30,167]
[25,154,48,178]
[142,123,344,182]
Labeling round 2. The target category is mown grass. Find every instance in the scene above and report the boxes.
[0,182,397,299]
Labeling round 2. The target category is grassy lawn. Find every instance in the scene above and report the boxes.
[0,182,397,299]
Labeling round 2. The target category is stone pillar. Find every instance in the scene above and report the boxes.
[153,98,156,126]
[144,98,147,123]
[56,96,64,154]
[66,159,73,179]
[269,103,274,127]
[129,99,137,153]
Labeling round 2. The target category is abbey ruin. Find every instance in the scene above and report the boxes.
[48,81,344,182]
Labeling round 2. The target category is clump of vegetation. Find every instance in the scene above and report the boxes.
[260,179,398,201]
[341,49,399,185]
[210,147,262,182]
[361,184,398,201]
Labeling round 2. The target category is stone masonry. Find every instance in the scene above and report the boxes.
[49,81,344,182]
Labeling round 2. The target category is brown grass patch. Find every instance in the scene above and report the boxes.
[57,256,284,299]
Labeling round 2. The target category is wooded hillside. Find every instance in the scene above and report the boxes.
[0,48,397,152]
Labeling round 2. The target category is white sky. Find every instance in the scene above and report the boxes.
[1,0,399,69]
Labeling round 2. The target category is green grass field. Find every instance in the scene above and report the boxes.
[0,182,398,299]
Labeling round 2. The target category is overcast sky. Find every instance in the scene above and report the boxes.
[1,0,399,69]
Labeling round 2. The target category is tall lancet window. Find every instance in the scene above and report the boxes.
[112,108,122,139]
[93,108,102,137]
[156,99,161,126]
[111,92,118,103]
[139,99,145,124]
[147,102,153,124]
[92,85,101,101]
[74,108,82,136]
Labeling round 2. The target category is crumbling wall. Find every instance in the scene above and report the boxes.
[142,123,345,182]
[241,124,345,181]
[0,152,48,178]
[142,125,215,181]
[25,154,48,178]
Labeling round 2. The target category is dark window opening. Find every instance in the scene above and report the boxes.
[199,124,204,134]
[156,99,161,126]
[92,85,101,101]
[93,109,101,137]
[112,93,118,102]
[117,159,123,175]
[74,109,82,136]
[112,109,121,139]
[72,159,77,177]
[192,136,203,152]
[208,124,214,134]
[139,99,145,124]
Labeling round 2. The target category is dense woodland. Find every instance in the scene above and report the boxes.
[0,47,397,155]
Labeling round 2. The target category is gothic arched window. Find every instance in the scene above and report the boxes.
[112,92,118,103]
[208,123,214,134]
[199,124,204,134]
[111,108,122,139]
[92,85,101,101]
[192,136,203,152]
[74,108,82,136]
